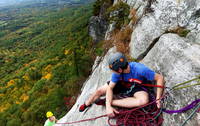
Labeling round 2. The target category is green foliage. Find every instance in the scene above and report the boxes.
[95,48,104,56]
[0,112,7,126]
[167,27,191,37]
[7,118,21,126]
[106,1,130,29]
[93,0,103,15]
[0,120,6,126]
[0,3,94,126]
[94,41,104,56]
[28,79,46,95]
[21,122,35,126]
[0,88,7,94]
[21,87,68,124]
[27,69,42,81]
[15,79,24,88]
[93,0,113,16]
[0,31,7,38]
[178,29,190,37]
[7,104,19,114]
[52,64,69,84]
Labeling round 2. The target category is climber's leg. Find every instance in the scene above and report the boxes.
[85,84,107,106]
[79,83,107,112]
[111,91,149,108]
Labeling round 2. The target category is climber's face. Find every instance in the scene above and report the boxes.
[111,68,122,74]
[112,65,130,74]
[49,116,55,122]
[124,65,130,73]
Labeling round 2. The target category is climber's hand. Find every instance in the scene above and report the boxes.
[106,106,119,117]
[156,99,162,108]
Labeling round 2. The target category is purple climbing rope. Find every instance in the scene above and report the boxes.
[163,99,200,114]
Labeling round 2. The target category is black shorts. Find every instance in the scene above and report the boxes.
[107,81,146,97]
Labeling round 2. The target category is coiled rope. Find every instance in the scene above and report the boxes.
[108,98,164,126]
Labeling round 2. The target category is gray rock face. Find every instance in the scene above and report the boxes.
[57,0,200,126]
[106,0,149,40]
[128,0,200,125]
[187,31,200,44]
[88,16,108,43]
[119,0,148,19]
[105,0,148,38]
[88,0,113,43]
[55,48,117,126]
[130,15,166,60]
[105,22,116,40]
[130,0,200,59]
[141,33,200,126]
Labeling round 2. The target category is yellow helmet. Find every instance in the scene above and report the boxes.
[46,111,53,118]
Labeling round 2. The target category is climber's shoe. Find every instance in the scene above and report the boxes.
[95,98,106,106]
[79,103,92,112]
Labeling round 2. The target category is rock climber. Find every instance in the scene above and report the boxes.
[44,111,58,126]
[79,52,165,117]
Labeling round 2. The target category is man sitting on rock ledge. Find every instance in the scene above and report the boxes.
[79,52,164,117]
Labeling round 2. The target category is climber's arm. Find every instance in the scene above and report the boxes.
[106,81,118,117]
[154,73,165,108]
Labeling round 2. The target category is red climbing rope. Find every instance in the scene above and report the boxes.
[56,95,166,125]
[57,83,166,125]
[109,108,163,126]
[139,83,165,88]
[56,114,108,125]
[108,96,165,126]
[56,77,200,125]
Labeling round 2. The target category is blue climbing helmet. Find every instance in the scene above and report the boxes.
[108,52,128,72]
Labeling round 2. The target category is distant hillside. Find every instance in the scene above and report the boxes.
[0,0,93,7]
[0,2,98,126]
